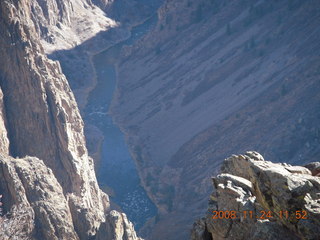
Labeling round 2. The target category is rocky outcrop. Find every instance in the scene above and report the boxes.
[191,151,320,240]
[0,155,143,240]
[0,155,78,240]
[305,162,320,177]
[96,210,143,240]
[0,0,141,239]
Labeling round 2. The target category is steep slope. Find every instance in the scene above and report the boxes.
[110,0,320,238]
[29,0,117,53]
[0,155,79,240]
[191,152,320,240]
[0,0,141,239]
[30,0,119,110]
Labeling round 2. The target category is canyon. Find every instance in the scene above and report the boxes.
[0,0,319,239]
[110,0,320,239]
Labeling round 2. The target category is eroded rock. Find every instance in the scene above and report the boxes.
[96,210,143,240]
[191,151,320,240]
[304,162,320,177]
[0,155,78,240]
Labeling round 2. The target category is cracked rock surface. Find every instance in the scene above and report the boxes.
[191,151,320,240]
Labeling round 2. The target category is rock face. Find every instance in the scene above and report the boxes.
[191,151,320,240]
[27,0,119,110]
[96,210,143,240]
[28,0,117,53]
[0,1,108,237]
[0,0,141,239]
[0,155,78,240]
[109,0,320,238]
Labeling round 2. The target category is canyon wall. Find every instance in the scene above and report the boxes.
[32,0,119,110]
[0,0,140,239]
[110,0,320,238]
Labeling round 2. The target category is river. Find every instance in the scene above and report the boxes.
[84,14,158,230]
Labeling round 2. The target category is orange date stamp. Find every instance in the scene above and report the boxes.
[211,210,308,220]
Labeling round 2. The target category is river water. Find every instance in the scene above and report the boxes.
[84,15,158,230]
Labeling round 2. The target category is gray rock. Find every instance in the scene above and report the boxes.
[191,152,320,240]
[0,155,78,240]
[304,162,320,176]
[96,210,143,240]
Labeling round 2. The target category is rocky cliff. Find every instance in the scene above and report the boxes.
[0,0,141,239]
[191,151,320,240]
[109,0,320,238]
[30,0,119,110]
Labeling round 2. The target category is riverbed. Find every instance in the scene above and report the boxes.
[84,14,158,230]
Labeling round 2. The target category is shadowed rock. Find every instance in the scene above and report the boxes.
[304,162,320,177]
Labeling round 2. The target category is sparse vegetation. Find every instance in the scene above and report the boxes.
[277,15,282,25]
[146,173,155,186]
[258,49,265,57]
[155,45,162,55]
[193,4,204,23]
[244,2,274,27]
[281,84,288,96]
[287,0,304,11]
[134,145,146,167]
[209,0,221,14]
[154,214,160,223]
[249,36,256,49]
[226,23,232,35]
[265,37,271,46]
[159,185,175,212]
[165,15,172,25]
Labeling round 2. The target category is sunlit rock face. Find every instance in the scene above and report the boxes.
[191,152,320,240]
[28,0,119,110]
[110,0,320,238]
[0,0,141,239]
[27,0,117,53]
[0,155,79,240]
[96,210,143,240]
